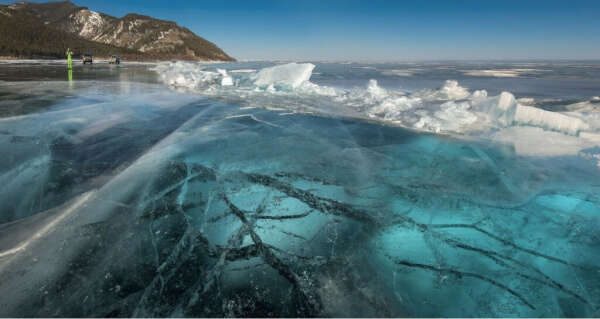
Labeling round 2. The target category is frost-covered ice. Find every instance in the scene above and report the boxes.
[1,61,600,317]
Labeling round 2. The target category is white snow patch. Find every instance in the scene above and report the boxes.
[113,21,124,40]
[230,69,256,73]
[381,69,415,77]
[463,69,543,78]
[78,10,105,38]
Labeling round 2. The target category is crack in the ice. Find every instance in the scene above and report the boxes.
[387,256,536,310]
[254,210,313,220]
[222,193,323,315]
[443,238,590,306]
[428,223,589,270]
[125,162,596,315]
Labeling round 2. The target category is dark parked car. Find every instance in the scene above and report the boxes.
[82,54,93,64]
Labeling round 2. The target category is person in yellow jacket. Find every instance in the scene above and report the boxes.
[66,48,73,69]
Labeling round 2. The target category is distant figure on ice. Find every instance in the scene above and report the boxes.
[66,48,73,69]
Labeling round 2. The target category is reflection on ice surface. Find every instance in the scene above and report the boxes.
[0,64,600,317]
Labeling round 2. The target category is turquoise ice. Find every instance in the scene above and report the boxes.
[0,62,599,317]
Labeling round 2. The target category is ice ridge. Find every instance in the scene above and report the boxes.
[153,62,600,156]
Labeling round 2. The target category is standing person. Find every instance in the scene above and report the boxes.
[66,48,73,69]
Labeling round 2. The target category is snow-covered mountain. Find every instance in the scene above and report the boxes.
[3,1,234,61]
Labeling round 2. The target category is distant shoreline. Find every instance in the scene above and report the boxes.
[0,56,231,63]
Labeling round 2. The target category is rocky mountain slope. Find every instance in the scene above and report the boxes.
[0,5,142,59]
[0,1,234,61]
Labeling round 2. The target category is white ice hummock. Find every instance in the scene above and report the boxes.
[252,63,315,88]
[217,69,233,86]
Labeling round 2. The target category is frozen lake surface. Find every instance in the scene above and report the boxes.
[0,60,599,317]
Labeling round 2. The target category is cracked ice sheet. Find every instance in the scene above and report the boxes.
[0,82,210,223]
[0,83,600,317]
[177,110,600,317]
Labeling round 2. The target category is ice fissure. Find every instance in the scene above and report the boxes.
[86,161,600,315]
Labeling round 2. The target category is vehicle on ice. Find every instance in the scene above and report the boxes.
[109,55,121,64]
[82,54,93,64]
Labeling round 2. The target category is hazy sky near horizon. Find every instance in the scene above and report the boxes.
[3,0,600,61]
